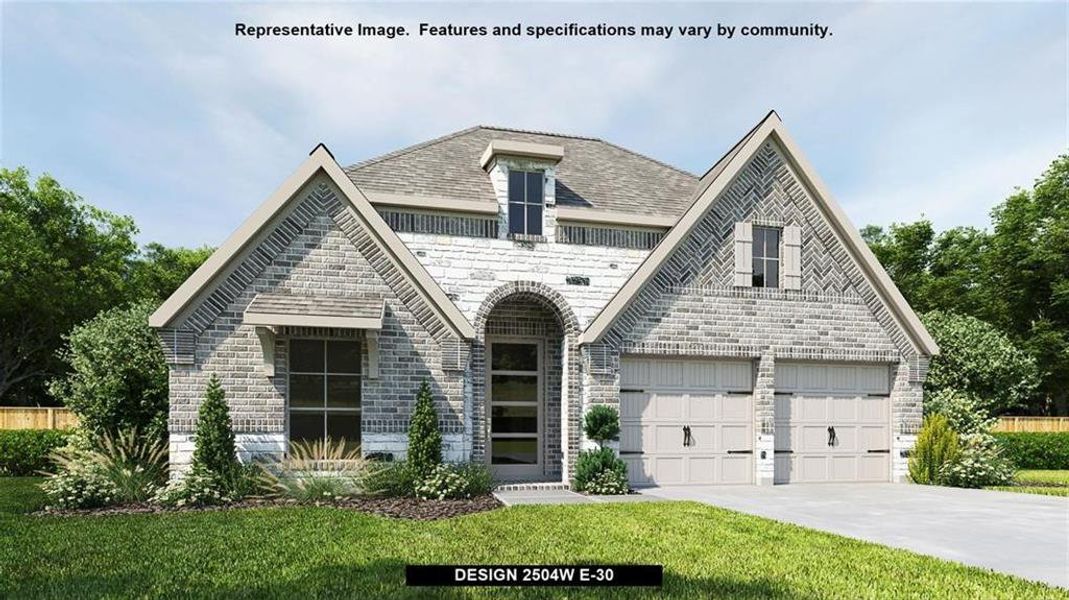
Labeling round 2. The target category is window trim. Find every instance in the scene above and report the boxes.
[507,169,545,236]
[286,339,362,452]
[752,226,781,289]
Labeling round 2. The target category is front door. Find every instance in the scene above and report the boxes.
[487,339,542,480]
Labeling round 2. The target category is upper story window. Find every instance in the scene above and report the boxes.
[752,226,780,288]
[507,170,544,236]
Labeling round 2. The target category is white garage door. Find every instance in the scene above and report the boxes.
[619,358,754,486]
[774,362,891,484]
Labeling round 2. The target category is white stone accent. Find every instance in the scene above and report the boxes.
[168,432,287,479]
[892,434,917,483]
[488,156,559,242]
[756,434,775,486]
[397,232,649,329]
[362,432,467,463]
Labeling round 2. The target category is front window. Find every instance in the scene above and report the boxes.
[753,227,780,288]
[288,339,361,452]
[507,169,544,236]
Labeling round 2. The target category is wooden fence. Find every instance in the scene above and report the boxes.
[0,407,78,430]
[994,416,1069,433]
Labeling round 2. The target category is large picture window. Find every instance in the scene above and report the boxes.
[752,226,780,288]
[288,339,361,452]
[507,169,544,236]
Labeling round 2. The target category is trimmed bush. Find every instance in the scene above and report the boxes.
[583,405,620,447]
[362,460,418,497]
[415,463,493,500]
[993,432,1069,470]
[572,448,628,494]
[0,429,70,475]
[909,414,959,485]
[49,302,169,443]
[407,381,441,481]
[192,374,238,477]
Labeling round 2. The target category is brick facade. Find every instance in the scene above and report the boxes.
[161,136,928,484]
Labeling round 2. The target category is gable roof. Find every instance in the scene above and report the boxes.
[344,126,698,219]
[149,145,476,339]
[579,111,940,357]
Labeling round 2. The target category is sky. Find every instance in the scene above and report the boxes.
[2,2,1066,248]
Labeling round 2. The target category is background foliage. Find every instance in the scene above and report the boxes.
[0,168,211,407]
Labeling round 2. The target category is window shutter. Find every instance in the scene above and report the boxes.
[783,224,802,290]
[733,222,753,287]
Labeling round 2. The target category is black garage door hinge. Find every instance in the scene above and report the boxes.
[726,450,753,455]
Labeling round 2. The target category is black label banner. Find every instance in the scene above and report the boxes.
[406,565,663,587]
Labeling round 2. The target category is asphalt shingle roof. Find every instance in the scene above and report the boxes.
[344,126,699,218]
[247,293,383,319]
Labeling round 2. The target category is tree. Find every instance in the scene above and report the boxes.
[583,405,620,448]
[0,168,137,405]
[908,414,959,485]
[192,374,239,476]
[986,155,1069,414]
[921,311,1039,415]
[128,243,213,303]
[49,301,169,442]
[406,381,442,480]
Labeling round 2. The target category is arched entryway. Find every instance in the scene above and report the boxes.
[473,282,580,483]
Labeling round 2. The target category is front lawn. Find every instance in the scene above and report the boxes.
[0,477,1063,599]
[986,469,1069,497]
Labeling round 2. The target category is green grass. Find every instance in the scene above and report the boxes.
[0,477,1063,599]
[986,470,1069,497]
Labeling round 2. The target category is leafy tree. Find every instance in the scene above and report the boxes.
[921,311,1039,415]
[192,374,239,476]
[0,168,137,405]
[406,381,442,480]
[985,155,1069,414]
[128,243,213,303]
[49,301,168,442]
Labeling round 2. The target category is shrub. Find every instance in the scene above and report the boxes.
[583,405,620,447]
[192,374,238,477]
[414,463,493,500]
[993,432,1069,469]
[925,389,997,436]
[921,311,1040,415]
[0,429,69,475]
[45,428,167,505]
[941,434,1015,488]
[583,469,630,495]
[49,302,169,443]
[153,467,232,508]
[41,462,118,510]
[909,414,960,485]
[259,438,370,502]
[572,448,628,494]
[362,460,418,497]
[407,381,441,481]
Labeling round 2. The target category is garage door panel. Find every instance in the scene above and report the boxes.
[721,395,751,420]
[774,362,890,484]
[621,357,754,486]
[721,425,751,451]
[721,456,752,483]
[688,396,717,420]
[619,391,650,421]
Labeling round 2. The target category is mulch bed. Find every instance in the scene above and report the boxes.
[34,494,502,521]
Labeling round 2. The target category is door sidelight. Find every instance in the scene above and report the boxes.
[827,426,838,447]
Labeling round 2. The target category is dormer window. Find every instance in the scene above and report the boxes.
[507,170,544,236]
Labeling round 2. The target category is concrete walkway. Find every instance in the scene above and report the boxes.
[493,489,658,506]
[640,483,1069,589]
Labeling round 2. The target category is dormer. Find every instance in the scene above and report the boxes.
[481,140,564,242]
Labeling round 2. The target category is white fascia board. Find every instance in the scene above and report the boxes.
[480,140,564,170]
[555,206,676,229]
[365,192,499,215]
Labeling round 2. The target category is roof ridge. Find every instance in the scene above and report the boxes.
[596,138,698,179]
[476,124,604,142]
[345,125,482,171]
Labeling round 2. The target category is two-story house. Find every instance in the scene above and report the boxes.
[150,111,937,487]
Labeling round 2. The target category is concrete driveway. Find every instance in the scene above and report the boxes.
[641,483,1069,589]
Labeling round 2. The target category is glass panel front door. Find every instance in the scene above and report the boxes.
[488,339,541,479]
